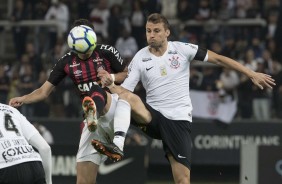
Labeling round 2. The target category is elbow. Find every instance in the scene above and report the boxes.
[41,144,52,156]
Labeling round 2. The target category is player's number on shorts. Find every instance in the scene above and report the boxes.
[3,113,20,136]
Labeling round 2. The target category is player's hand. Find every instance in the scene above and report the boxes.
[97,70,114,88]
[9,97,24,107]
[250,72,276,90]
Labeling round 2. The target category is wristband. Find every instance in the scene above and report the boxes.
[110,74,115,82]
[107,74,115,89]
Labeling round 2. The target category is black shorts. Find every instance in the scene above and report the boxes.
[0,161,46,184]
[135,102,192,170]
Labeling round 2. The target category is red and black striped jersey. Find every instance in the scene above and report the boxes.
[47,44,126,97]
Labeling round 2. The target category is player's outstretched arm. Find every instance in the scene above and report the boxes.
[9,81,55,107]
[207,50,276,90]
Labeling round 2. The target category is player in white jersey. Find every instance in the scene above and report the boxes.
[95,13,276,184]
[0,103,52,184]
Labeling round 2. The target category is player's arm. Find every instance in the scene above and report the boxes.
[29,133,52,184]
[9,81,55,107]
[19,113,52,184]
[112,66,128,84]
[207,50,275,89]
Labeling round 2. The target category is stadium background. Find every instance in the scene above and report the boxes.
[0,0,282,184]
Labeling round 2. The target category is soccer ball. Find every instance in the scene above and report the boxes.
[67,25,97,54]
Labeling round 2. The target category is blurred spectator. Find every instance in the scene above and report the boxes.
[17,63,35,117]
[107,4,131,45]
[217,0,235,20]
[0,63,10,104]
[25,41,43,78]
[251,60,271,120]
[144,0,161,15]
[216,68,240,100]
[77,0,91,19]
[44,0,69,51]
[195,0,212,21]
[33,122,54,145]
[236,0,252,18]
[177,0,196,21]
[272,61,282,118]
[265,11,279,41]
[199,67,218,91]
[10,0,28,59]
[161,0,177,19]
[237,74,253,119]
[89,0,110,41]
[130,0,146,49]
[115,27,138,59]
[33,71,50,117]
[189,66,203,90]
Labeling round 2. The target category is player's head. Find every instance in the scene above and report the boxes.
[72,19,94,30]
[146,13,170,49]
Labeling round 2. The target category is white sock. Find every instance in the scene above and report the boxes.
[113,99,131,151]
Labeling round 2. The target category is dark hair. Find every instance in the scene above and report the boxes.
[147,13,170,30]
[72,19,94,30]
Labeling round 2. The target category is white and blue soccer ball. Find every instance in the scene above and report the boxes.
[67,25,97,54]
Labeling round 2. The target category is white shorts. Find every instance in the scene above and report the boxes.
[76,93,119,165]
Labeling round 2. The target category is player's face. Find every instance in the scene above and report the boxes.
[146,22,170,49]
[77,50,93,60]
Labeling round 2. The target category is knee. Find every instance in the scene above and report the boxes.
[118,91,134,102]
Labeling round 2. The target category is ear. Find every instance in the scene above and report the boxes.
[166,29,170,37]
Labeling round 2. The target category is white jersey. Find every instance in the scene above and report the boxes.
[0,104,41,169]
[121,41,208,121]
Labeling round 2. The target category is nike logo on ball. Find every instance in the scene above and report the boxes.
[99,158,134,174]
[146,66,154,71]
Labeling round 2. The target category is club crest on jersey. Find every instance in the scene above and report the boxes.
[74,70,82,77]
[142,57,152,62]
[70,60,80,67]
[169,56,180,69]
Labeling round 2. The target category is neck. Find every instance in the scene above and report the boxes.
[149,41,168,57]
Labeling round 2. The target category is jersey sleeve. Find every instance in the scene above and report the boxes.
[15,110,40,141]
[179,42,208,62]
[98,44,126,73]
[121,55,140,91]
[47,53,70,86]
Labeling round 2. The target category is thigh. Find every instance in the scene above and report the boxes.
[168,154,190,184]
[76,161,99,184]
[160,120,192,170]
[119,91,152,124]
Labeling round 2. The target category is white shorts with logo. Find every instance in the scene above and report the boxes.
[76,93,118,165]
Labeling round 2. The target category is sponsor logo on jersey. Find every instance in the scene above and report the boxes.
[159,65,167,76]
[100,45,124,65]
[70,60,80,67]
[77,82,100,92]
[93,56,103,62]
[2,145,35,163]
[142,57,152,62]
[169,56,180,69]
[168,50,177,54]
[188,43,197,50]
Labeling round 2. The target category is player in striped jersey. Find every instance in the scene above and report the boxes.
[98,13,276,184]
[0,103,52,184]
[9,19,130,184]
